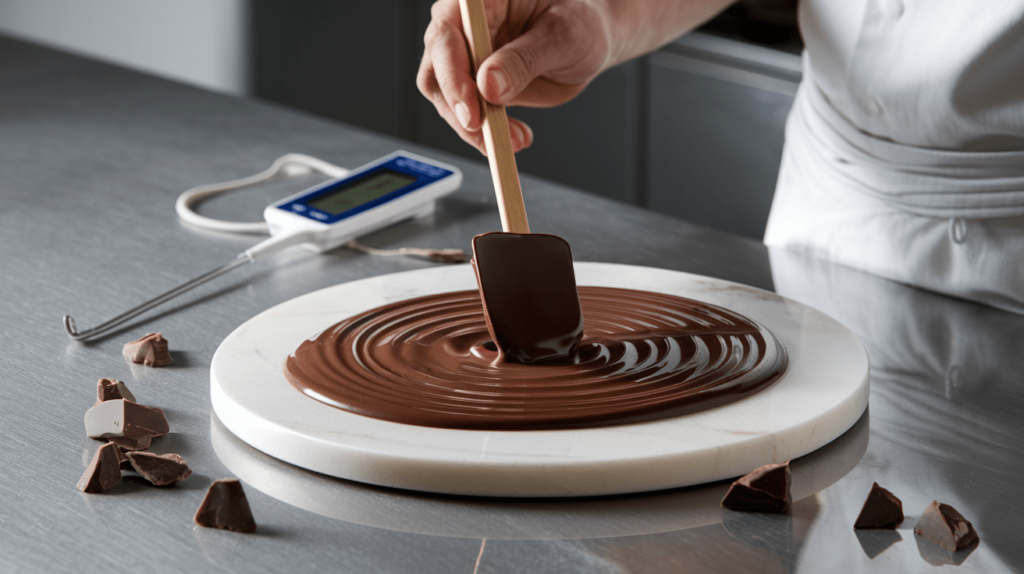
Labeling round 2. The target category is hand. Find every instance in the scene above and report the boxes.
[417,0,615,154]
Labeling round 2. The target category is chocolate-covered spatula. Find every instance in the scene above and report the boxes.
[459,0,583,363]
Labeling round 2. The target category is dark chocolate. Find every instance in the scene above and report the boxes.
[721,461,791,513]
[123,332,173,367]
[96,378,135,404]
[471,232,583,363]
[914,501,979,551]
[194,479,257,533]
[854,482,903,529]
[84,399,169,448]
[284,286,788,430]
[125,452,192,486]
[76,443,122,493]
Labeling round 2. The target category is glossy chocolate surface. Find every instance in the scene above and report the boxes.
[285,287,788,430]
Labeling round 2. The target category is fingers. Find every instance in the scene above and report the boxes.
[416,0,534,154]
[418,51,486,154]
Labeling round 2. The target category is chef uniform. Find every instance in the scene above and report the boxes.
[762,0,1024,313]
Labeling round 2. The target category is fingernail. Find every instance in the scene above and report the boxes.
[454,102,471,130]
[510,122,525,149]
[519,122,533,148]
[488,69,510,101]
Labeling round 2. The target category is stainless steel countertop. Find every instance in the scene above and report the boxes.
[1,36,1021,573]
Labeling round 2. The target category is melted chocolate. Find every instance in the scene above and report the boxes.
[472,232,583,363]
[285,287,787,430]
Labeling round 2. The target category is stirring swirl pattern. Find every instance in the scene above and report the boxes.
[285,287,788,430]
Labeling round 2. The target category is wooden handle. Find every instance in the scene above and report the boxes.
[459,0,530,234]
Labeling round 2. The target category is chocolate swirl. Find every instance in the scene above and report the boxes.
[285,287,787,430]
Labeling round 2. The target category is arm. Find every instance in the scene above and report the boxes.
[416,0,736,153]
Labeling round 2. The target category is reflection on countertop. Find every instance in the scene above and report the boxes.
[770,247,1024,571]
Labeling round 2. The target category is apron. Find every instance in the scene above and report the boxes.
[763,0,1024,314]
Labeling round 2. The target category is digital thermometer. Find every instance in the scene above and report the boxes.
[64,150,464,341]
[249,150,463,261]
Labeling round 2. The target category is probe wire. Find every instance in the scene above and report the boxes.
[63,254,252,342]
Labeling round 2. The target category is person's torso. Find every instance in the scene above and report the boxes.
[800,0,1024,152]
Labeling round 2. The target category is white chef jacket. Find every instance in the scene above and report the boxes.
[763,0,1024,313]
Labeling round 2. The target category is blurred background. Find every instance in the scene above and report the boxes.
[0,0,800,240]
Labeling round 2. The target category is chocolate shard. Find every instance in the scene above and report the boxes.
[914,501,979,551]
[76,443,122,493]
[125,452,192,486]
[123,332,173,367]
[194,479,257,533]
[721,461,791,513]
[854,482,904,529]
[84,399,169,449]
[96,378,136,405]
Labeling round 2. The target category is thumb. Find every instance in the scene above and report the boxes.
[476,21,574,105]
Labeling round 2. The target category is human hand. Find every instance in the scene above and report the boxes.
[417,0,615,154]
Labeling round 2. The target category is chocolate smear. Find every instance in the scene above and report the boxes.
[77,443,122,493]
[284,286,787,430]
[85,399,169,449]
[854,482,904,529]
[96,378,135,405]
[721,461,791,513]
[194,479,257,533]
[914,501,979,551]
[471,232,583,363]
[123,332,173,366]
[125,452,192,486]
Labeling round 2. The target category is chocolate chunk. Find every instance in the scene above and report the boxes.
[96,378,136,404]
[721,461,791,513]
[471,232,583,363]
[914,501,979,551]
[76,443,122,493]
[84,399,169,449]
[125,452,192,486]
[123,332,173,367]
[194,479,257,533]
[854,482,904,529]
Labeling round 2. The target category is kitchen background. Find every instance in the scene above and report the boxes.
[0,0,800,240]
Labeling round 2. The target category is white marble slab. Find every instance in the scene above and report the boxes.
[210,263,869,497]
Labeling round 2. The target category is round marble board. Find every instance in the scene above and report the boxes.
[211,262,869,497]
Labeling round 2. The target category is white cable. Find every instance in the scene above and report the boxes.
[175,153,349,234]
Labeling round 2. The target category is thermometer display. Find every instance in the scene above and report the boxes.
[307,169,416,215]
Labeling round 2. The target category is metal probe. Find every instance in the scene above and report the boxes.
[63,254,251,342]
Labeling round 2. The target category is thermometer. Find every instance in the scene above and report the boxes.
[64,151,463,341]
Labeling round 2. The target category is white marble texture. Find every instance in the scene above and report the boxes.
[210,263,869,497]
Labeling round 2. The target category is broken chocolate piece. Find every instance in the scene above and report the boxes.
[125,452,192,486]
[194,479,257,533]
[721,461,791,513]
[854,482,904,529]
[96,378,136,404]
[914,501,979,551]
[76,443,122,493]
[84,399,169,448]
[122,332,173,367]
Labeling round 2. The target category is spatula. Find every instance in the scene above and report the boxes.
[459,0,583,363]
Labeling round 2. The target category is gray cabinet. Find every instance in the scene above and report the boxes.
[646,35,801,239]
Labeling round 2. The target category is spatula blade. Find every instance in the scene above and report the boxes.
[472,231,584,363]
